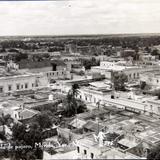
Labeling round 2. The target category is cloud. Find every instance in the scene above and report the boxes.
[0,0,160,35]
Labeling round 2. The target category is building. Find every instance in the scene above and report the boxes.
[0,71,48,94]
[17,59,71,82]
[147,99,160,117]
[91,60,160,81]
[75,133,143,159]
[139,70,160,89]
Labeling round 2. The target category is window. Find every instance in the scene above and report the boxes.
[80,95,82,99]
[21,85,23,89]
[16,84,20,90]
[25,83,28,89]
[8,85,12,91]
[77,146,80,153]
[32,83,34,87]
[0,86,3,93]
[57,72,59,75]
[91,153,94,159]
[157,80,159,83]
[84,150,87,155]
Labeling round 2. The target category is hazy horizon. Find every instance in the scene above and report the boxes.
[0,0,160,36]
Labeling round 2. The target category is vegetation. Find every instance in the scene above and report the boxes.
[140,81,147,90]
[82,57,100,70]
[0,114,14,130]
[112,72,128,91]
[151,49,160,59]
[64,84,87,117]
[34,113,52,129]
[147,145,160,160]
[10,123,43,159]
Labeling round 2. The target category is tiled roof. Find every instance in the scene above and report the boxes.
[69,118,86,128]
[83,120,104,132]
[19,109,39,120]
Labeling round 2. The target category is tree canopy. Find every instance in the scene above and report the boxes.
[64,84,86,117]
[112,72,128,91]
[147,145,160,160]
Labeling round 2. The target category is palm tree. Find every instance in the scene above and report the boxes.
[0,113,5,132]
[71,84,80,98]
[65,84,80,117]
[65,91,75,116]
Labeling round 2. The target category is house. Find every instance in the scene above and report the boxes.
[18,59,71,81]
[83,120,104,133]
[0,71,48,94]
[13,108,40,121]
[69,118,87,129]
[91,60,160,81]
[139,70,160,89]
[75,133,142,159]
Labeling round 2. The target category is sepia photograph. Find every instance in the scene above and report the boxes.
[0,0,160,159]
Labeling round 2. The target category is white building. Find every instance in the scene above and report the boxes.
[76,136,142,159]
[0,72,48,94]
[91,60,160,81]
[140,70,160,88]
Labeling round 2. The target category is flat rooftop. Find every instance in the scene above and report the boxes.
[0,71,43,80]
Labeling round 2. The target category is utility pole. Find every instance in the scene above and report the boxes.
[96,100,101,133]
[76,104,78,129]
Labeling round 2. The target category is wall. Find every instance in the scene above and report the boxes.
[76,141,101,159]
[0,73,48,93]
[29,66,53,73]
[147,100,160,116]
[46,70,71,81]
[91,67,112,79]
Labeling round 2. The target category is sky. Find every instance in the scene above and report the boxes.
[0,0,160,36]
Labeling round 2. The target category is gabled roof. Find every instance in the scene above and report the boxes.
[83,120,104,132]
[19,109,39,120]
[69,118,87,128]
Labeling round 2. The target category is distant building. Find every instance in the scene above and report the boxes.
[91,60,160,81]
[0,72,48,94]
[140,70,160,89]
[76,134,142,159]
[17,59,71,81]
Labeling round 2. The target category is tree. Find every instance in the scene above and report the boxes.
[15,53,28,62]
[71,83,80,98]
[147,145,160,160]
[140,81,146,90]
[151,49,159,56]
[12,124,26,142]
[64,84,86,117]
[35,113,52,129]
[11,123,43,159]
[112,72,128,91]
[65,91,75,117]
[82,57,100,70]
